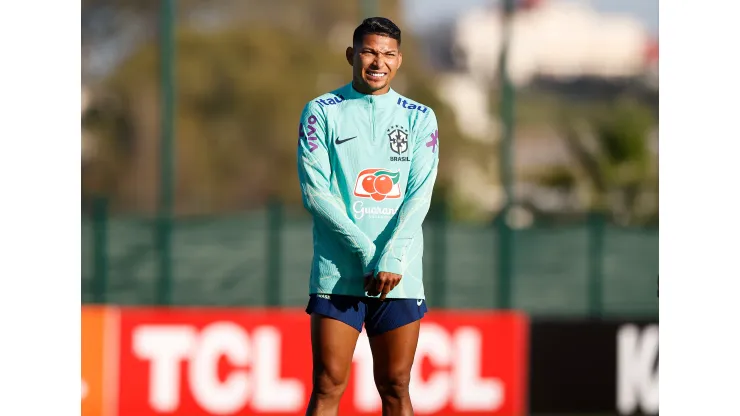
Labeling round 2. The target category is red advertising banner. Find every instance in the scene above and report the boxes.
[84,306,528,415]
[82,306,107,416]
[82,306,119,416]
[117,308,312,416]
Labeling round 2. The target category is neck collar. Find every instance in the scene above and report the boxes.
[342,83,399,107]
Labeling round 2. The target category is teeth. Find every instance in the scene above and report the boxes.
[368,72,386,78]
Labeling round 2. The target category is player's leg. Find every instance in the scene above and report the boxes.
[366,299,427,416]
[305,295,364,416]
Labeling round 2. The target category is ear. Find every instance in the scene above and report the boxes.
[397,51,403,71]
[346,47,354,66]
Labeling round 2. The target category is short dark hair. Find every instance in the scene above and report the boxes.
[352,17,401,47]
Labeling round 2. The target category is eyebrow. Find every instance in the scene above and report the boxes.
[361,47,398,54]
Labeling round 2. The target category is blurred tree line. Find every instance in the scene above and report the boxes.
[82,0,487,216]
[514,92,658,226]
[82,0,657,225]
[559,97,657,226]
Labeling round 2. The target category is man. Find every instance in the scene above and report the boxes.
[296,17,439,416]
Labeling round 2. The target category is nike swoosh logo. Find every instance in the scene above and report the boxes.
[335,136,357,145]
[417,299,423,306]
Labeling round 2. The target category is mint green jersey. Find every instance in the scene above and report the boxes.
[296,83,439,300]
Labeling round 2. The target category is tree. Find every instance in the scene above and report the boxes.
[82,22,484,216]
[555,96,658,225]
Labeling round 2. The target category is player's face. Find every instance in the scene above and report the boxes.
[347,34,402,95]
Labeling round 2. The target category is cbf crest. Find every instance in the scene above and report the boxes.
[387,125,409,155]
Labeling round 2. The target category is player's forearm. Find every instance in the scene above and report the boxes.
[299,175,377,272]
[376,164,438,275]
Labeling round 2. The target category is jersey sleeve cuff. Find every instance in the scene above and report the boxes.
[376,237,412,276]
[376,256,404,275]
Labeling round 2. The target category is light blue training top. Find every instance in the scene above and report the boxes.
[297,82,439,299]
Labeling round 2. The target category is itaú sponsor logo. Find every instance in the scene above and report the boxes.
[315,94,345,107]
[353,201,398,220]
[396,98,429,113]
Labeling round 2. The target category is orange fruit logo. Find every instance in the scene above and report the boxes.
[353,169,402,201]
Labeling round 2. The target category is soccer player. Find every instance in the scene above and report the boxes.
[297,17,439,416]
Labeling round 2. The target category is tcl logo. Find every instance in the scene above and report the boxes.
[352,323,504,414]
[131,322,304,414]
[343,313,528,416]
[116,309,527,416]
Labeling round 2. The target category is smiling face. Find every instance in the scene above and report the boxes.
[346,33,402,95]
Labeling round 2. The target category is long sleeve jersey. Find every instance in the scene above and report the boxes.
[297,83,439,300]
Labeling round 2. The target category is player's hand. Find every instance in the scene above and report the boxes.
[370,271,402,301]
[364,272,380,297]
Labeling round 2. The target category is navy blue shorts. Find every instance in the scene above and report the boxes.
[305,294,428,337]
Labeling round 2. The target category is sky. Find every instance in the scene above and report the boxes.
[402,0,658,35]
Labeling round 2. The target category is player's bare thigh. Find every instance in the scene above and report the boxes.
[369,320,421,413]
[307,314,361,414]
